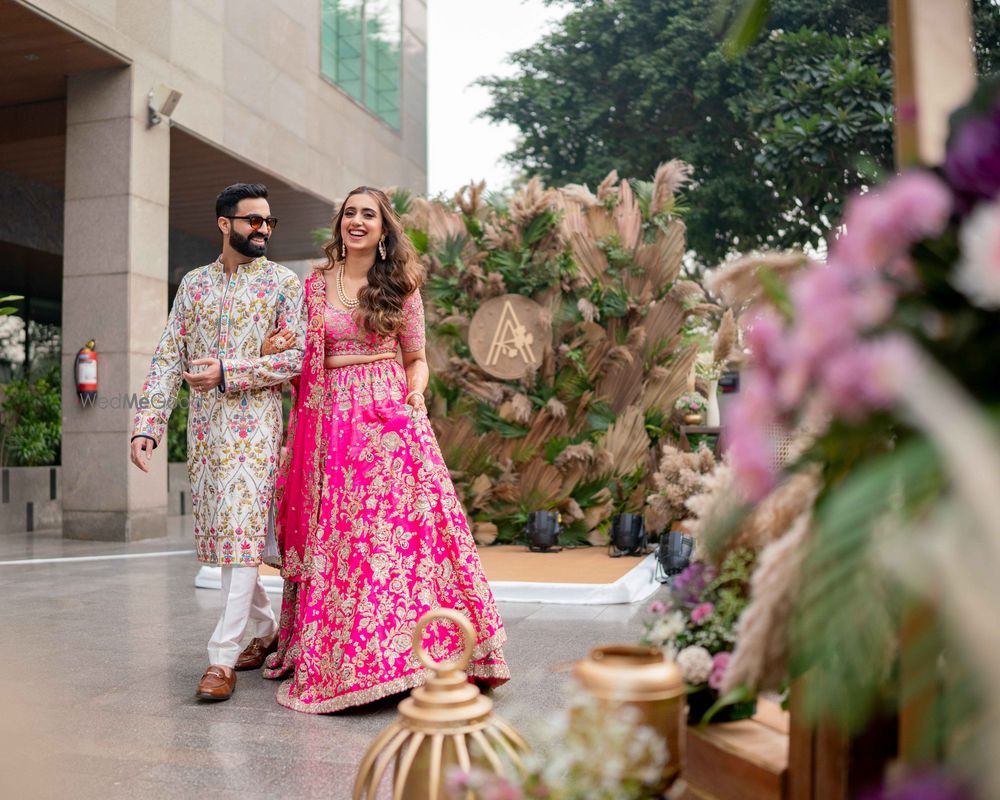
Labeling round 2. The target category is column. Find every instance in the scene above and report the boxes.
[61,65,170,541]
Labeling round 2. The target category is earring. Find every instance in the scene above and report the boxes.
[378,238,387,260]
[340,240,346,259]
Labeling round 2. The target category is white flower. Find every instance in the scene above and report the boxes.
[953,200,1000,309]
[646,611,685,647]
[676,645,714,685]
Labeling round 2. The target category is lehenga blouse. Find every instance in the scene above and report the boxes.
[323,290,425,357]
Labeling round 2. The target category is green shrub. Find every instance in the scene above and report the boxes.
[166,383,189,463]
[0,366,61,466]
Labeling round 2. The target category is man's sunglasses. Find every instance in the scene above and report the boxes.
[226,215,279,231]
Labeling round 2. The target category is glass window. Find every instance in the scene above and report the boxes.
[321,0,401,130]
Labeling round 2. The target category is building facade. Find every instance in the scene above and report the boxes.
[0,0,428,540]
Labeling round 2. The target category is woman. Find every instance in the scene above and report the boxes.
[261,186,509,713]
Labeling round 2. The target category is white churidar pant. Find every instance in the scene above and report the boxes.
[207,565,277,667]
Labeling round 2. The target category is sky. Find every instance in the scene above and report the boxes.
[427,0,569,197]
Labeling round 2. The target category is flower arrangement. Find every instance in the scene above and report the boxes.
[694,76,1000,794]
[445,693,669,800]
[641,549,755,722]
[674,391,707,416]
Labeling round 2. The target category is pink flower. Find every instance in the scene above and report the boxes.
[835,172,952,273]
[817,335,916,420]
[648,600,667,615]
[709,651,731,690]
[691,602,714,624]
[744,310,787,379]
[727,373,779,500]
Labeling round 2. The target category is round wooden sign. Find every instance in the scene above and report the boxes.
[468,294,550,380]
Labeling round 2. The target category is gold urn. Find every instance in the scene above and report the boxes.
[572,644,686,788]
[353,608,527,800]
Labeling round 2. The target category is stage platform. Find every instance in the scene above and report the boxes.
[195,545,661,605]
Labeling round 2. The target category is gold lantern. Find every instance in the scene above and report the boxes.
[572,644,686,789]
[353,608,528,800]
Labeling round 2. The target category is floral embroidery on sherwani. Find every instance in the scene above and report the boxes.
[132,257,306,566]
[263,271,509,713]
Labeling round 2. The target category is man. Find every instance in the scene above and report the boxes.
[130,183,304,701]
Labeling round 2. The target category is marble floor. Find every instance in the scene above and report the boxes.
[0,518,658,800]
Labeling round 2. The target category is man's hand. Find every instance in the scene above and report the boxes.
[130,437,154,473]
[262,329,295,356]
[183,358,223,392]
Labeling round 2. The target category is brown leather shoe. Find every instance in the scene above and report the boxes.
[234,634,278,671]
[196,666,236,701]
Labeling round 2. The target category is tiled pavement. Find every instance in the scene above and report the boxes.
[0,518,658,799]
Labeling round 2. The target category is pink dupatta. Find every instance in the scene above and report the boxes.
[273,271,328,580]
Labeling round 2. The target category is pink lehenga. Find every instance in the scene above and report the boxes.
[262,271,509,713]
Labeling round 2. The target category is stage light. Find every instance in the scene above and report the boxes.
[525,510,561,552]
[655,531,694,583]
[609,513,648,557]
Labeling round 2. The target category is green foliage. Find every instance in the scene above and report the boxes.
[481,0,1000,263]
[0,366,61,466]
[166,383,189,463]
[792,436,945,731]
[0,294,23,316]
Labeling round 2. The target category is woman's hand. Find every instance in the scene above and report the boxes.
[262,329,295,356]
[405,391,426,412]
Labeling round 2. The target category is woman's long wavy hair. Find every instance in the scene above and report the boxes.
[319,186,423,338]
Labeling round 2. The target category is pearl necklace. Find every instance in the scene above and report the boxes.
[336,263,360,309]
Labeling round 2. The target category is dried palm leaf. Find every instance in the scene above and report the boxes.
[650,159,694,216]
[705,251,810,309]
[622,271,654,307]
[596,170,619,200]
[640,298,686,360]
[574,322,611,380]
[559,497,585,522]
[524,409,571,454]
[668,279,706,306]
[586,206,617,242]
[712,308,737,366]
[517,457,569,508]
[433,416,500,479]
[569,231,611,285]
[642,345,699,413]
[582,487,615,533]
[597,356,645,414]
[557,196,590,239]
[596,405,650,477]
[634,219,685,290]
[614,179,642,252]
[560,184,600,208]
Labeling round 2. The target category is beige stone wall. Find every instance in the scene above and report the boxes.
[24,0,428,195]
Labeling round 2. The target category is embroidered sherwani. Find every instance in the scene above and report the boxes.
[132,257,306,566]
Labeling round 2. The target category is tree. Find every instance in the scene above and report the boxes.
[481,0,999,264]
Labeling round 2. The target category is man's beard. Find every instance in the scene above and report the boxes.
[229,229,268,258]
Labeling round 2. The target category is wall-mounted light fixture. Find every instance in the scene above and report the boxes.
[147,84,182,127]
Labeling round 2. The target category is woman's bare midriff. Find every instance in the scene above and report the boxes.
[323,352,398,369]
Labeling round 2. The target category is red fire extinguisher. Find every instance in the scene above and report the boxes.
[76,339,98,403]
